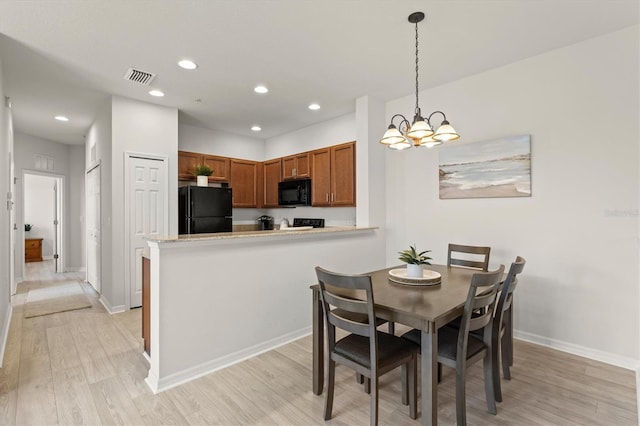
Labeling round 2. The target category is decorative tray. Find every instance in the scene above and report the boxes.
[388,268,442,286]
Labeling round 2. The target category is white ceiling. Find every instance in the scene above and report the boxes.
[0,0,637,145]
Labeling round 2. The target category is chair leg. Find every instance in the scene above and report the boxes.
[506,306,514,366]
[370,376,379,426]
[437,362,442,383]
[408,356,417,420]
[364,377,371,394]
[324,360,335,421]
[493,336,503,403]
[455,367,467,426]
[501,333,511,380]
[483,354,497,415]
[388,321,395,335]
[401,365,408,406]
[356,372,364,384]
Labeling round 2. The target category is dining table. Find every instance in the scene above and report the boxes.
[311,263,496,426]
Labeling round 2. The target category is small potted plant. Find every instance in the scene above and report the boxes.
[192,164,213,187]
[24,223,32,237]
[398,244,432,278]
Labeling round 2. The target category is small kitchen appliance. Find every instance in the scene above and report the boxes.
[257,215,274,230]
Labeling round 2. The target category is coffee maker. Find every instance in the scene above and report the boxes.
[257,215,274,230]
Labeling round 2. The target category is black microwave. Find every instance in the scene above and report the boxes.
[278,179,312,206]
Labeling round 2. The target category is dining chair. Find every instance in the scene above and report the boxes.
[447,243,491,271]
[402,265,504,426]
[492,256,526,402]
[315,266,418,425]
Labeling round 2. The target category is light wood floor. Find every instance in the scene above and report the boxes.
[0,261,636,425]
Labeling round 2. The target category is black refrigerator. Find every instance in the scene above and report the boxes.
[179,186,233,234]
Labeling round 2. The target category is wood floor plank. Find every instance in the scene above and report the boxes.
[15,355,57,425]
[89,376,146,425]
[51,366,102,425]
[46,324,82,372]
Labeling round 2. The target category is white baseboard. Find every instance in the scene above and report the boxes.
[145,326,312,394]
[98,296,126,315]
[514,329,640,371]
[0,304,13,368]
[66,267,86,272]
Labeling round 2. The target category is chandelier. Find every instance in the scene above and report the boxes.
[380,12,460,150]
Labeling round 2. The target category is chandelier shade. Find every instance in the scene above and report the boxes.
[380,11,460,149]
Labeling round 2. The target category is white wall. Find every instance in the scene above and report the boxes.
[109,96,178,310]
[179,124,264,161]
[0,53,14,366]
[68,145,85,269]
[23,174,56,257]
[13,132,84,275]
[385,26,639,367]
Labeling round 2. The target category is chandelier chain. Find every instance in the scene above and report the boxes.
[414,19,419,115]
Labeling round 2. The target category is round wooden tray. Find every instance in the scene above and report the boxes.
[388,268,442,286]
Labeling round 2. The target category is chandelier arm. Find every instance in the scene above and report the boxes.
[426,110,447,126]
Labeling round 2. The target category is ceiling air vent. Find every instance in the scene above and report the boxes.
[122,68,156,86]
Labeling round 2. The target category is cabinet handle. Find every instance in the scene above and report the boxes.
[325,193,329,202]
[331,193,335,202]
[293,168,296,177]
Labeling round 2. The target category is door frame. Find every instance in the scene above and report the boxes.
[123,151,168,310]
[85,161,101,293]
[21,170,65,277]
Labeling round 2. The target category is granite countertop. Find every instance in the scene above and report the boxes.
[144,226,377,243]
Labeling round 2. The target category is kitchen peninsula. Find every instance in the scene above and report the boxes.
[143,225,381,393]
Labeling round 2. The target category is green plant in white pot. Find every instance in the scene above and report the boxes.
[398,244,432,278]
[193,164,213,187]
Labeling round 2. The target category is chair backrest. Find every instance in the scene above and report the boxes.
[494,256,526,334]
[315,266,378,351]
[447,243,491,271]
[457,265,505,359]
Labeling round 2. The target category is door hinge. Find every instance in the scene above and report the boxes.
[53,219,59,225]
[53,254,59,259]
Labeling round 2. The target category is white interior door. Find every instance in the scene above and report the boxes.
[86,165,101,292]
[128,156,165,308]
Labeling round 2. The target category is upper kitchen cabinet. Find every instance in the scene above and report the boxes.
[178,151,229,182]
[262,158,281,208]
[178,150,202,180]
[310,141,355,207]
[282,152,310,180]
[230,159,260,208]
[203,155,230,182]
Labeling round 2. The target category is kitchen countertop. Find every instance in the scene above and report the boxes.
[144,226,376,243]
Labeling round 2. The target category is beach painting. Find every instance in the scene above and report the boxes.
[439,135,531,199]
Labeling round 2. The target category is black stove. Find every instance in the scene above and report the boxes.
[293,218,325,228]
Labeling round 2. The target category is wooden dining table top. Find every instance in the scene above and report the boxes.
[311,264,480,331]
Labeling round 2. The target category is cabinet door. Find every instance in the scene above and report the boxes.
[295,152,310,178]
[331,142,356,206]
[203,155,230,182]
[282,156,296,180]
[178,151,203,180]
[263,159,281,208]
[310,148,331,206]
[230,159,259,208]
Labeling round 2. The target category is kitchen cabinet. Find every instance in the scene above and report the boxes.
[282,152,310,180]
[178,151,230,182]
[263,158,281,208]
[25,238,43,262]
[310,141,355,207]
[230,159,260,208]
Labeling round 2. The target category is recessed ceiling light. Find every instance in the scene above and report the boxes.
[149,90,165,97]
[308,103,321,110]
[178,59,197,70]
[54,115,69,122]
[251,125,262,132]
[254,85,268,94]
